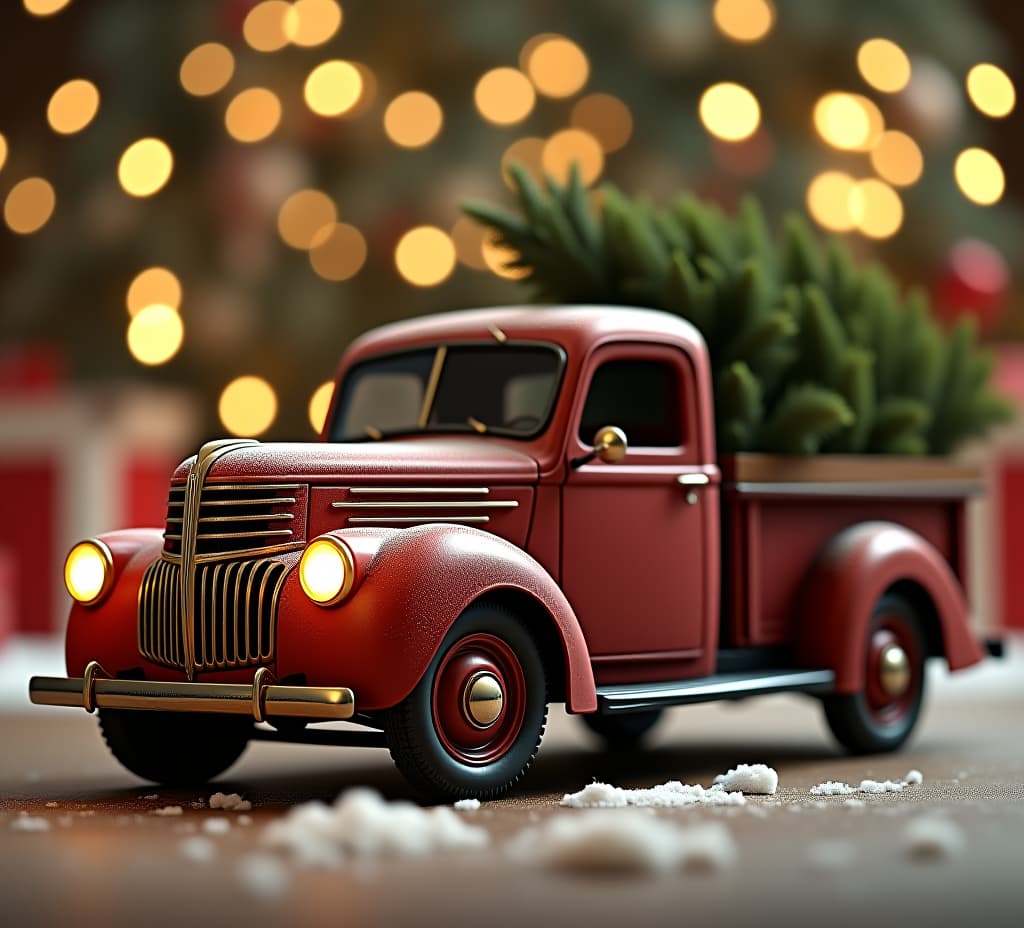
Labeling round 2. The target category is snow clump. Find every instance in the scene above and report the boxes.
[237,853,292,899]
[713,764,778,795]
[810,781,859,796]
[810,770,924,796]
[453,798,481,811]
[210,792,252,812]
[562,779,746,809]
[152,806,184,817]
[10,815,50,832]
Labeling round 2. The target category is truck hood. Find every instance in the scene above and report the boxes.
[174,438,539,485]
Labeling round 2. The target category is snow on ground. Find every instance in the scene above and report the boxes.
[713,764,778,795]
[810,771,924,796]
[10,815,50,832]
[561,779,747,809]
[903,817,966,860]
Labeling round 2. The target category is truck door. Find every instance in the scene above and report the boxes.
[561,343,716,676]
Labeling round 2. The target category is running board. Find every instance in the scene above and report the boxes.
[595,669,835,714]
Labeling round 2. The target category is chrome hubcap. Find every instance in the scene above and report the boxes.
[462,672,503,728]
[879,644,911,698]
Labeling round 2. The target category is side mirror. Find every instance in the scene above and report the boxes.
[571,426,628,469]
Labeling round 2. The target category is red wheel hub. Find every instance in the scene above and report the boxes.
[865,615,920,725]
[432,633,526,766]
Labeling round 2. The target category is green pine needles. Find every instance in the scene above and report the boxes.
[464,164,1012,456]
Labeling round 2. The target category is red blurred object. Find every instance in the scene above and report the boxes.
[933,239,1009,332]
[0,548,15,647]
[712,127,775,178]
[0,345,65,396]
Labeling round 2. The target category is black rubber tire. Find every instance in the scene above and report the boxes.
[822,593,926,755]
[582,709,664,751]
[99,709,251,786]
[383,603,548,802]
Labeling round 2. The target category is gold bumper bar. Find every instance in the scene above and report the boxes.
[29,661,355,723]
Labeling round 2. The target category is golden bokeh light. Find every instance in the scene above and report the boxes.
[481,232,529,280]
[501,136,545,188]
[525,36,589,99]
[699,82,761,142]
[384,92,443,148]
[806,171,857,233]
[308,381,335,433]
[118,138,173,197]
[278,189,337,250]
[0,133,8,173]
[308,223,367,281]
[450,216,489,271]
[347,63,378,117]
[542,129,604,185]
[813,93,883,151]
[966,63,1015,118]
[47,79,100,135]
[955,147,1005,205]
[570,93,633,153]
[856,38,911,93]
[395,226,456,287]
[849,178,903,239]
[126,304,184,366]
[474,68,536,126]
[712,0,775,43]
[127,267,182,316]
[870,130,923,187]
[4,177,56,234]
[243,1,290,53]
[179,43,235,97]
[304,60,363,117]
[23,0,72,16]
[284,0,343,47]
[225,87,282,143]
[219,376,278,437]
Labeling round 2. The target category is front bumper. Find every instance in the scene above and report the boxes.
[29,661,355,723]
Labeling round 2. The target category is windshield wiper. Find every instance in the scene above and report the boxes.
[467,416,488,434]
[417,345,447,428]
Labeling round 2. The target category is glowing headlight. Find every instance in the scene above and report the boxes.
[64,540,114,606]
[299,536,355,606]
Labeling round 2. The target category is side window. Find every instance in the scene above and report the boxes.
[578,359,683,447]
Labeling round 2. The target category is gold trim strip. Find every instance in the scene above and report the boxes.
[418,344,447,428]
[195,529,294,540]
[347,515,490,524]
[200,497,297,507]
[199,513,295,524]
[332,500,517,510]
[348,486,490,495]
[203,483,302,491]
[158,541,306,565]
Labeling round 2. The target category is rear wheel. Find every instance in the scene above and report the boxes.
[99,710,250,785]
[582,709,663,750]
[383,603,548,802]
[823,593,926,754]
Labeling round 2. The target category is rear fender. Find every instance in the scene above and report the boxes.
[276,524,597,712]
[795,521,984,693]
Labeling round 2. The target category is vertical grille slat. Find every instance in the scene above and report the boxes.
[138,557,287,672]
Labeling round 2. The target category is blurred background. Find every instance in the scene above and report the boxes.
[2,0,1024,647]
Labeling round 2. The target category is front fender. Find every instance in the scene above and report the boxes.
[276,524,597,713]
[65,528,166,676]
[794,521,984,693]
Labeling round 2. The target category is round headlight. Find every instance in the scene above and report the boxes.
[299,536,355,606]
[64,540,113,606]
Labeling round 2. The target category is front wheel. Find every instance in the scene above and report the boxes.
[822,593,926,754]
[383,603,548,802]
[99,710,250,785]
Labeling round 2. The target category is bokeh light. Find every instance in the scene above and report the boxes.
[23,0,72,16]
[47,79,100,135]
[870,130,923,187]
[225,87,282,143]
[524,36,589,98]
[179,43,235,97]
[308,223,367,281]
[118,138,173,197]
[384,92,443,148]
[712,0,774,43]
[856,38,911,93]
[243,1,290,53]
[126,304,184,366]
[849,178,903,238]
[127,267,182,316]
[699,82,761,142]
[450,216,489,270]
[501,137,545,188]
[284,0,343,47]
[570,93,633,153]
[219,376,278,437]
[541,129,604,185]
[4,177,56,234]
[0,133,7,173]
[474,68,536,126]
[955,148,1005,205]
[806,171,857,233]
[305,60,363,117]
[395,226,456,287]
[966,63,1015,118]
[308,381,335,433]
[813,93,883,151]
[481,232,528,280]
[278,189,337,250]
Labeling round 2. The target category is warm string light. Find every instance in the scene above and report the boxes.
[4,177,56,234]
[47,79,100,135]
[219,376,278,437]
[806,172,903,238]
[966,63,1015,118]
[395,226,456,287]
[305,60,363,117]
[474,68,535,125]
[127,267,182,316]
[0,133,8,173]
[813,92,883,151]
[524,35,589,99]
[126,304,183,366]
[450,216,489,271]
[712,0,774,43]
[481,232,528,280]
[23,0,72,16]
[309,223,367,281]
[856,38,911,93]
[870,130,923,187]
[699,82,761,142]
[284,0,343,47]
[180,43,235,97]
[277,189,337,250]
[542,129,604,185]
[118,138,173,197]
[500,137,545,188]
[225,87,282,142]
[308,381,334,433]
[243,1,291,53]
[570,94,633,153]
[384,92,443,148]
[955,148,1005,205]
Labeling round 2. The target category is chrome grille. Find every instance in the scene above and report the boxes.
[138,557,287,672]
[163,483,304,559]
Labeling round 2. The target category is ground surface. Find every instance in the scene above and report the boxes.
[1,642,1022,927]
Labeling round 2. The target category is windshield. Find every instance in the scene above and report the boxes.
[330,343,566,442]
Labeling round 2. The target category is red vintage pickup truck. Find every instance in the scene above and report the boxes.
[31,306,996,800]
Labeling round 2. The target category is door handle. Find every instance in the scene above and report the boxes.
[676,473,710,486]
